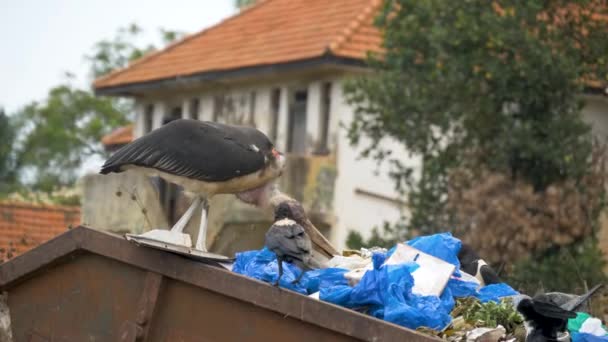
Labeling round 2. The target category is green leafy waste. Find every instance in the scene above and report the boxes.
[418,297,525,340]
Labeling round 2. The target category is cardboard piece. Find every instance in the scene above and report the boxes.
[384,243,456,297]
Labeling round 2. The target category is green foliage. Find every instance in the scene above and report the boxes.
[346,222,402,250]
[86,24,185,79]
[505,237,607,294]
[235,0,257,10]
[0,109,19,194]
[13,84,129,191]
[455,298,523,334]
[344,0,608,237]
[5,23,185,193]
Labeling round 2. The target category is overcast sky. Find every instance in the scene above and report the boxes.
[0,0,236,113]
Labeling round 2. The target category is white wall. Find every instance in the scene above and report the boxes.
[130,76,418,250]
[329,79,414,249]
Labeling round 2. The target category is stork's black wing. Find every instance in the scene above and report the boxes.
[100,119,273,182]
[532,299,577,320]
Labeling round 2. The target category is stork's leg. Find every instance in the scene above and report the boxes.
[170,196,202,233]
[275,256,284,286]
[194,198,209,252]
[292,270,306,285]
[129,196,201,248]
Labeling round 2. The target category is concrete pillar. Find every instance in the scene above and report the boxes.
[328,78,343,152]
[133,102,146,139]
[306,81,321,152]
[276,85,289,152]
[199,95,213,122]
[152,101,167,129]
[182,98,192,120]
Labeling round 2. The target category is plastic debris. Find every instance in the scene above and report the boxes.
[385,243,455,296]
[403,232,462,268]
[232,233,520,334]
[465,325,506,342]
[232,247,346,294]
[325,254,370,270]
[475,283,518,303]
[581,318,608,337]
[573,332,608,342]
[570,313,608,334]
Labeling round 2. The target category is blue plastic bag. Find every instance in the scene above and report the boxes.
[406,232,462,268]
[372,252,388,269]
[385,293,453,330]
[573,333,608,342]
[232,233,517,332]
[233,247,309,293]
[300,268,348,294]
[476,283,518,303]
[320,285,354,307]
[320,261,453,330]
[446,277,479,298]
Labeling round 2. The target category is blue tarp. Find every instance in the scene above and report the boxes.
[232,233,518,330]
[573,333,608,342]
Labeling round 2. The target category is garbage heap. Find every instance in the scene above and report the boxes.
[232,233,607,341]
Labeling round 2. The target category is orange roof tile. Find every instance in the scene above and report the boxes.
[94,0,382,90]
[94,0,606,92]
[0,201,80,261]
[101,124,134,146]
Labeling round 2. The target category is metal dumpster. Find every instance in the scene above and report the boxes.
[0,226,438,341]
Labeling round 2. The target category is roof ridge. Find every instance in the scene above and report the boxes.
[94,0,278,87]
[328,0,381,54]
[0,201,80,212]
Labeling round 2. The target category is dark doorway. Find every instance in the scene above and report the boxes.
[287,90,308,154]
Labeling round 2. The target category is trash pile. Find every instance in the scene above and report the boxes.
[232,233,607,341]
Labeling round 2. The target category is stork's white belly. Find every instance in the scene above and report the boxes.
[123,165,281,196]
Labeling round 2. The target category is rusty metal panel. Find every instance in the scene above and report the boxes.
[0,227,439,342]
[147,279,359,342]
[8,253,146,341]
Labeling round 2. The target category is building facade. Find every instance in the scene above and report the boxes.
[92,0,608,251]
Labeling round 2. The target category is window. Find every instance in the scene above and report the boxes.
[213,95,224,122]
[190,98,200,120]
[287,89,308,154]
[270,88,281,142]
[248,91,256,126]
[143,104,154,133]
[316,82,332,154]
[163,106,182,125]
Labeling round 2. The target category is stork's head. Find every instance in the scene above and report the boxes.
[266,146,286,175]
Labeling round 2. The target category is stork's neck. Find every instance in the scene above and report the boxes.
[268,186,294,208]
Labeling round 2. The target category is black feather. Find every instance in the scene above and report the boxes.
[100,119,274,182]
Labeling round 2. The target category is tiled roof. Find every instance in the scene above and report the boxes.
[101,124,134,147]
[94,0,605,92]
[94,0,382,90]
[0,201,80,261]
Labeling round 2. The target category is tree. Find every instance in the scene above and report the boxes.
[13,83,129,191]
[235,0,257,10]
[345,0,608,292]
[9,24,185,193]
[345,0,608,240]
[86,24,185,79]
[0,109,18,194]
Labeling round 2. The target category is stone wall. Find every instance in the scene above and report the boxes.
[0,293,12,342]
[81,172,168,234]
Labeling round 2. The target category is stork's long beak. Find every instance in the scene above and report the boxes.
[272,148,281,158]
[272,148,286,171]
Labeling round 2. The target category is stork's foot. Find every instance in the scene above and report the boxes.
[274,279,281,287]
[129,229,193,248]
[291,271,306,285]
